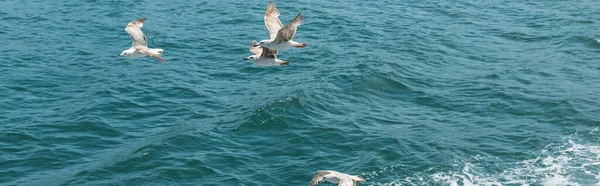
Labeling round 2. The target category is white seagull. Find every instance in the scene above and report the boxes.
[244,40,289,66]
[257,1,307,50]
[309,170,366,186]
[120,18,165,62]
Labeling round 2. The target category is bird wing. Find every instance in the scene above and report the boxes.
[137,47,165,63]
[250,40,263,55]
[338,177,357,186]
[126,18,147,47]
[264,1,284,40]
[309,171,332,186]
[261,47,278,59]
[274,13,303,42]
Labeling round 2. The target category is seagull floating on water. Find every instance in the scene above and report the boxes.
[309,170,365,186]
[244,41,289,66]
[257,1,307,50]
[120,18,165,62]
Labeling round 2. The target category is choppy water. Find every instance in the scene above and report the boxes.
[1,0,599,185]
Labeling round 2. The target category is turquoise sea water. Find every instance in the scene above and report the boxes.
[1,0,599,185]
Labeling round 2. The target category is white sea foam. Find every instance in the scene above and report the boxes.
[371,129,600,186]
[432,135,599,185]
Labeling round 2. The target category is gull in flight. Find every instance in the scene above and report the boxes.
[120,18,165,62]
[309,170,365,186]
[244,41,289,66]
[257,1,307,50]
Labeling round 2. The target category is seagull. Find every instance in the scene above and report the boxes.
[120,18,165,62]
[257,1,307,51]
[244,40,289,66]
[309,170,366,186]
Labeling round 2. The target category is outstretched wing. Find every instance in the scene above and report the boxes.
[261,47,278,59]
[309,171,331,186]
[126,18,147,47]
[275,13,303,42]
[264,1,284,40]
[137,47,165,63]
[338,178,357,186]
[250,40,263,56]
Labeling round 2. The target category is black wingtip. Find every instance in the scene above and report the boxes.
[295,13,304,23]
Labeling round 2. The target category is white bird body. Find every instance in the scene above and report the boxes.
[244,41,289,66]
[246,55,289,66]
[324,177,341,184]
[121,48,163,58]
[259,40,304,51]
[309,170,365,186]
[120,18,165,62]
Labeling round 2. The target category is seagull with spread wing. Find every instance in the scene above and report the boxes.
[120,18,165,62]
[309,170,365,186]
[244,40,289,66]
[257,1,307,50]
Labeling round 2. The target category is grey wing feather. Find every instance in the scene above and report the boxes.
[275,13,303,42]
[264,1,284,40]
[126,18,147,47]
[338,178,357,186]
[137,47,165,62]
[261,47,277,59]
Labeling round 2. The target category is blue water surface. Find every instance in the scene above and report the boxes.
[1,0,599,185]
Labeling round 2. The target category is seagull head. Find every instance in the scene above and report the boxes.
[257,40,271,47]
[244,55,258,61]
[120,48,136,56]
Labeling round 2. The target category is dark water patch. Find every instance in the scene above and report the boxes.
[0,16,21,21]
[350,74,411,95]
[12,123,194,186]
[500,32,557,42]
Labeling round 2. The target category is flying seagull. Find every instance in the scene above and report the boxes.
[120,18,165,62]
[244,40,289,66]
[309,170,365,186]
[257,1,307,50]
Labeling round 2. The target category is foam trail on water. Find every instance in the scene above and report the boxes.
[372,128,600,186]
[439,130,599,185]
